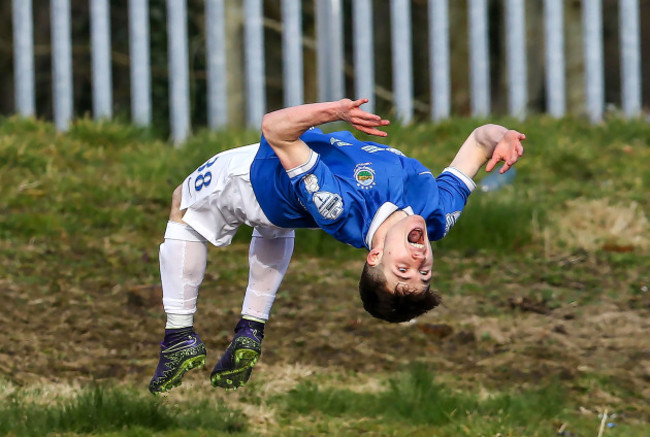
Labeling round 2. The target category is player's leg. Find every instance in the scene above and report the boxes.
[211,228,294,390]
[149,186,208,395]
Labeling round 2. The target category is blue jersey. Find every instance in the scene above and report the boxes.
[250,128,473,249]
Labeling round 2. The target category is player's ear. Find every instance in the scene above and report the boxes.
[366,248,382,266]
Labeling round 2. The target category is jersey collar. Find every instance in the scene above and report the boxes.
[365,202,414,249]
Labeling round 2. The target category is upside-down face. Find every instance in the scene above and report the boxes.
[373,214,433,295]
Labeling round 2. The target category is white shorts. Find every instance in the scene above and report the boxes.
[180,143,293,246]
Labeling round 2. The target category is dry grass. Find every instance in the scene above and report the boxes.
[0,380,84,405]
[547,197,649,253]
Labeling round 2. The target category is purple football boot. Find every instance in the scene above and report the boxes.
[149,327,206,395]
[210,317,264,390]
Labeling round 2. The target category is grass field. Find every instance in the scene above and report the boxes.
[0,114,649,436]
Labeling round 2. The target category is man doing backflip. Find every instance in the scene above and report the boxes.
[149,98,525,394]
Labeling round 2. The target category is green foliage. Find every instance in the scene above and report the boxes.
[2,115,649,253]
[278,364,570,435]
[382,364,477,424]
[0,116,257,240]
[436,187,539,252]
[1,114,648,304]
[1,115,649,435]
[0,385,245,436]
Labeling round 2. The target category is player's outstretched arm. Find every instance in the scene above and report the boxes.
[449,124,525,179]
[261,99,390,171]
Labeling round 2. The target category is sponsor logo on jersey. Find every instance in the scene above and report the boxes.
[361,145,383,153]
[303,174,320,193]
[330,137,353,147]
[313,191,343,220]
[361,144,405,156]
[354,163,376,190]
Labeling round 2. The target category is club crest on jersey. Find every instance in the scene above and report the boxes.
[303,174,320,193]
[354,163,376,190]
[313,191,343,220]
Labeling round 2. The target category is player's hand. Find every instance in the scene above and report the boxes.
[485,130,525,173]
[336,98,390,137]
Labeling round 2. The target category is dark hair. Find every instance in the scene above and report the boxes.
[358,262,441,323]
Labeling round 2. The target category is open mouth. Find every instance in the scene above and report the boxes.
[408,228,425,248]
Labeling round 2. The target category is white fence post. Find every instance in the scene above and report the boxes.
[51,0,73,132]
[167,0,191,144]
[619,0,641,118]
[353,0,374,112]
[391,0,413,123]
[282,0,303,107]
[316,0,344,102]
[244,0,265,127]
[206,0,228,129]
[505,0,527,119]
[429,0,450,121]
[316,0,329,102]
[329,0,344,100]
[544,0,566,117]
[12,0,35,117]
[468,0,490,118]
[8,2,648,132]
[90,0,113,120]
[128,0,151,126]
[582,0,604,123]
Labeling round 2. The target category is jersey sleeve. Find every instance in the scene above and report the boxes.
[432,167,476,240]
[286,150,347,226]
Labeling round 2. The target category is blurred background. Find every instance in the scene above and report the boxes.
[0,0,649,140]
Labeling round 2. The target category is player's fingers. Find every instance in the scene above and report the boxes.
[352,116,388,128]
[499,162,511,173]
[507,130,525,140]
[352,109,375,120]
[352,113,382,123]
[516,143,524,156]
[351,98,369,109]
[363,125,387,134]
[485,158,497,173]
[356,124,388,136]
[360,127,388,137]
[367,117,390,125]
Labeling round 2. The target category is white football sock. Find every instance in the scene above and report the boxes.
[159,221,207,329]
[241,229,294,321]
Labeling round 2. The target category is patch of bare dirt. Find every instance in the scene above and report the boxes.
[1,241,649,421]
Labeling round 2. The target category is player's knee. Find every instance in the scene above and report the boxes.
[169,185,185,222]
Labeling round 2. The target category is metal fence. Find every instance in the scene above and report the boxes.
[10,0,645,143]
